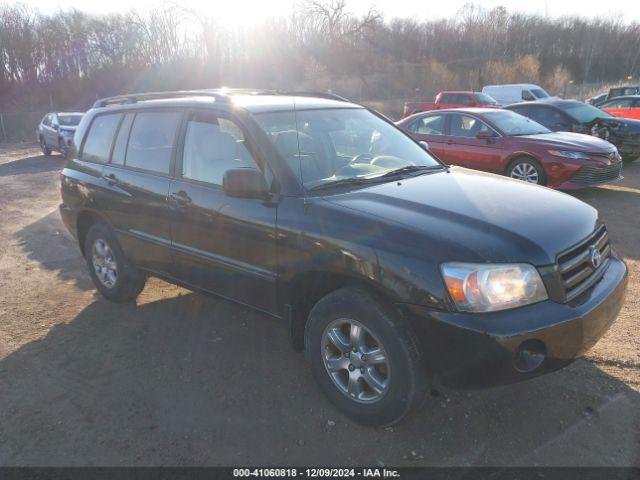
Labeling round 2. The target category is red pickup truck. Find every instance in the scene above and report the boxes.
[403,91,500,117]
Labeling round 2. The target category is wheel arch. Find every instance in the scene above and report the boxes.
[76,209,112,256]
[504,152,544,175]
[283,269,398,352]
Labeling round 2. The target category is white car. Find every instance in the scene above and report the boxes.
[481,84,551,105]
[36,112,84,156]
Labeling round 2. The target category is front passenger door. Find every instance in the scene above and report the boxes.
[168,110,278,314]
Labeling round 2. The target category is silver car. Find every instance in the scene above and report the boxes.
[36,112,84,156]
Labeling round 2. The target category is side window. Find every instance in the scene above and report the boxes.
[81,113,122,164]
[125,111,182,174]
[522,90,536,101]
[410,115,445,135]
[42,115,51,127]
[439,94,454,103]
[551,110,572,127]
[459,95,473,105]
[51,114,59,127]
[449,114,491,138]
[510,106,531,117]
[602,98,633,108]
[111,113,135,165]
[522,107,550,126]
[181,112,259,186]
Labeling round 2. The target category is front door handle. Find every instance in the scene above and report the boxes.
[101,173,117,185]
[170,191,192,205]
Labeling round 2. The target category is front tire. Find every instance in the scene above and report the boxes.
[40,136,52,156]
[304,286,427,426]
[84,223,146,303]
[507,157,546,185]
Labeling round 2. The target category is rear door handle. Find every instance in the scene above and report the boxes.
[101,173,117,185]
[170,191,192,205]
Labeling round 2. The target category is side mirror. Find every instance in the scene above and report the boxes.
[54,124,60,131]
[419,141,430,151]
[223,168,269,199]
[476,130,494,140]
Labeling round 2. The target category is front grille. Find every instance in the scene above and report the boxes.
[571,161,622,184]
[557,225,611,301]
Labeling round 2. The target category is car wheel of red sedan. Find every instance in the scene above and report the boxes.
[507,158,546,185]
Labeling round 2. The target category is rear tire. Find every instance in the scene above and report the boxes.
[506,157,546,185]
[304,286,427,426]
[84,223,146,303]
[40,136,51,156]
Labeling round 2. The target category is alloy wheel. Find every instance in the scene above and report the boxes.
[510,162,540,184]
[92,238,118,288]
[321,318,391,403]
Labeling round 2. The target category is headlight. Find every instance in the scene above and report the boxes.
[441,263,548,312]
[548,150,590,160]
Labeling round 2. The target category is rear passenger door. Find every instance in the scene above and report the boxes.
[98,109,182,273]
[406,114,447,159]
[168,110,278,314]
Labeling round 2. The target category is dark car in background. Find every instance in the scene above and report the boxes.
[36,112,84,156]
[598,96,640,121]
[589,87,640,107]
[397,108,623,189]
[59,89,627,426]
[506,99,640,162]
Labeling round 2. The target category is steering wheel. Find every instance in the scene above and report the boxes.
[370,155,415,168]
[350,153,374,165]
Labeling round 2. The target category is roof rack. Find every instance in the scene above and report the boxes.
[271,91,351,102]
[92,89,232,108]
[92,88,352,109]
[216,87,350,102]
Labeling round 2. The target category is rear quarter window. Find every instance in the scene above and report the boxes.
[81,113,122,164]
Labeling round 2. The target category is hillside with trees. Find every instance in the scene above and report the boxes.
[1,0,639,113]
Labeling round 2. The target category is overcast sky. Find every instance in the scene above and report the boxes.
[23,0,640,24]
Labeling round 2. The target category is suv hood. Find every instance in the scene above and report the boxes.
[518,132,615,152]
[324,167,598,265]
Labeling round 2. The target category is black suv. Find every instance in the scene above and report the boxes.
[59,89,627,425]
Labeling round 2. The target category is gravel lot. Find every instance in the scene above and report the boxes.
[0,144,638,466]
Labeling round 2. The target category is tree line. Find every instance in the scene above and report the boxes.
[1,0,639,111]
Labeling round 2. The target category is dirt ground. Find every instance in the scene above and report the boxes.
[0,143,638,466]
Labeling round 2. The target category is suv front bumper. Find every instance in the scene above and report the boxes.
[401,253,628,388]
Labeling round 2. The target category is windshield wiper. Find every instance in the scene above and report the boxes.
[379,164,444,178]
[308,177,380,191]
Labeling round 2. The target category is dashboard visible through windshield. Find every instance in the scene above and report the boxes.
[254,108,442,190]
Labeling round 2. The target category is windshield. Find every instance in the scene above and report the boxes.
[475,93,498,104]
[254,108,442,189]
[562,103,612,123]
[58,114,82,126]
[483,110,550,136]
[531,88,549,99]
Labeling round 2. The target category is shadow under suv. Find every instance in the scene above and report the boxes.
[59,89,628,426]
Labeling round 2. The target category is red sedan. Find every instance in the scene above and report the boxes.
[397,108,623,189]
